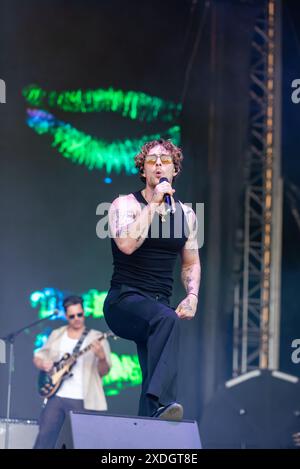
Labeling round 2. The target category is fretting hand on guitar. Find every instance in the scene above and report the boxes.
[91,340,109,361]
[32,295,115,449]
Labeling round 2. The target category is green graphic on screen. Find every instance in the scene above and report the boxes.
[23,84,181,176]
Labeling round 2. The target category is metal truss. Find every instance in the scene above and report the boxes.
[233,0,283,376]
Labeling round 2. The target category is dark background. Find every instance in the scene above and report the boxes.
[0,0,299,426]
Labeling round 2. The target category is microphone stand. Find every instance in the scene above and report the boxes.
[1,311,59,449]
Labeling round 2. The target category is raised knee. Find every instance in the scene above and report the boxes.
[160,310,179,327]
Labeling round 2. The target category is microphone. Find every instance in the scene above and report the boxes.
[159,177,174,214]
[50,309,60,318]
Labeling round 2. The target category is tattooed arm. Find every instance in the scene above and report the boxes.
[175,206,201,319]
[108,194,159,255]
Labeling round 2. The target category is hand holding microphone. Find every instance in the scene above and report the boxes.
[150,177,175,214]
[159,177,175,214]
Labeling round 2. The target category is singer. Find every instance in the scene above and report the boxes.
[104,139,201,420]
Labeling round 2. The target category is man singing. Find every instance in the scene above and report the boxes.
[104,139,200,421]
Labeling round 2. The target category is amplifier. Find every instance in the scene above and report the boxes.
[0,418,38,449]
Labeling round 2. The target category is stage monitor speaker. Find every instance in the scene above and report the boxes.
[200,370,300,449]
[0,419,38,449]
[56,411,202,449]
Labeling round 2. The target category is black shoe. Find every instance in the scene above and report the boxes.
[152,402,183,421]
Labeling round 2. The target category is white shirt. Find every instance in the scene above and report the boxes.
[56,331,85,399]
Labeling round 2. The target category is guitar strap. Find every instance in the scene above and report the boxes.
[72,327,89,355]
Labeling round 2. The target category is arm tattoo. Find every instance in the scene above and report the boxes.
[114,208,136,238]
[182,297,193,312]
[181,264,200,296]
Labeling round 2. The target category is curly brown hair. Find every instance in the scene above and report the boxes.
[134,139,183,184]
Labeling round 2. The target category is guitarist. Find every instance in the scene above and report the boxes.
[32,295,112,449]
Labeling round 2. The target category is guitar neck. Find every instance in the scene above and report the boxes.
[71,332,111,361]
[75,341,93,359]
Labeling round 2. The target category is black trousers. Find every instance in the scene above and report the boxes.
[103,285,180,417]
[33,396,85,449]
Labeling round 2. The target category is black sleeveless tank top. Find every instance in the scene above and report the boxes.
[110,190,189,299]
